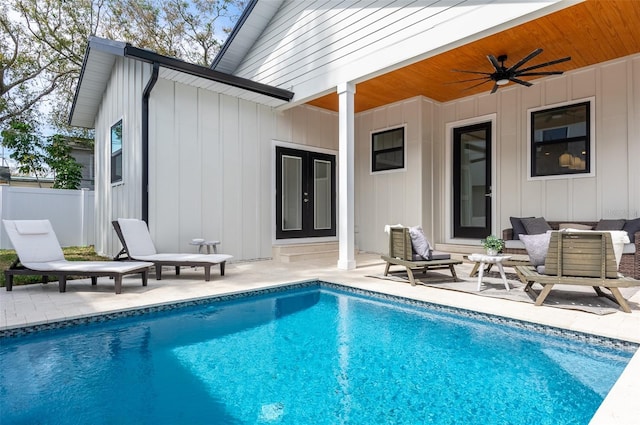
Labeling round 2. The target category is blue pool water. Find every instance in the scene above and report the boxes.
[0,283,635,424]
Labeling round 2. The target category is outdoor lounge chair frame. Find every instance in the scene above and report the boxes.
[112,220,226,281]
[381,227,461,285]
[4,258,149,294]
[514,231,640,313]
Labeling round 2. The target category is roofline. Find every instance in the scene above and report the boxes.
[68,35,293,125]
[124,44,293,102]
[210,0,259,71]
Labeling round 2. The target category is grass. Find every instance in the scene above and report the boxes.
[0,246,110,287]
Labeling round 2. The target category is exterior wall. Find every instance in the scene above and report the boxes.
[93,57,150,256]
[439,54,640,243]
[233,0,566,104]
[147,78,337,260]
[354,97,431,253]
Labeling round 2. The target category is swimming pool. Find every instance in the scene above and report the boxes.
[0,281,635,424]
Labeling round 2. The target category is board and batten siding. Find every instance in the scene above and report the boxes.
[232,0,567,103]
[93,57,150,257]
[147,80,338,260]
[439,53,640,243]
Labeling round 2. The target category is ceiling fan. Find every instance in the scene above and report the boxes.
[451,48,571,94]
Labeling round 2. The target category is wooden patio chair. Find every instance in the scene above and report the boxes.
[514,231,640,313]
[381,227,461,286]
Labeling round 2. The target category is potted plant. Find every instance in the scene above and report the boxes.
[481,235,505,256]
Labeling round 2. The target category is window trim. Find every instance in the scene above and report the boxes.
[370,124,407,174]
[527,98,595,181]
[110,119,123,184]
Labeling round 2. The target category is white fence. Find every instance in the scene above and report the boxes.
[0,186,95,249]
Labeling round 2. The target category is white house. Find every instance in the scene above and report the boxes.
[69,0,640,270]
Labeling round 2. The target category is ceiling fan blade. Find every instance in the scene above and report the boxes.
[510,77,533,87]
[452,69,492,76]
[487,55,502,72]
[463,79,493,91]
[506,48,543,72]
[517,71,564,77]
[446,76,492,84]
[490,82,500,94]
[516,56,571,73]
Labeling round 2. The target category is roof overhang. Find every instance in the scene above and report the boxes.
[68,36,294,128]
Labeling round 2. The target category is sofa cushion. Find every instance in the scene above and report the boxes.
[559,223,592,230]
[509,216,532,240]
[521,217,552,235]
[622,218,640,243]
[520,231,552,267]
[595,219,626,231]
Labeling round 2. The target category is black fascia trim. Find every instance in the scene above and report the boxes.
[209,0,258,71]
[124,45,293,102]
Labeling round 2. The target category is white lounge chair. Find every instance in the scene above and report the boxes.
[113,218,233,281]
[3,219,153,294]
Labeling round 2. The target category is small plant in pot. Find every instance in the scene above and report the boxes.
[481,235,505,256]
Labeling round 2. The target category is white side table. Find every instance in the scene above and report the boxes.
[468,253,513,291]
[189,239,220,254]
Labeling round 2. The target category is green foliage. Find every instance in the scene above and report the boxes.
[46,134,83,189]
[0,120,48,183]
[481,235,505,251]
[0,120,84,189]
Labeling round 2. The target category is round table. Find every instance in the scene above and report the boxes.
[468,253,513,291]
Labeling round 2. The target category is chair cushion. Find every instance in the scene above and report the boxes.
[117,218,157,257]
[520,231,552,266]
[3,219,65,263]
[409,226,432,260]
[595,219,626,231]
[520,217,552,235]
[622,218,640,243]
[509,216,532,240]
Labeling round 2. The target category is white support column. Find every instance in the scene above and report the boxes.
[337,82,356,270]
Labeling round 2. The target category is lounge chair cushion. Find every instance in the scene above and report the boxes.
[409,226,432,260]
[3,219,65,263]
[117,218,158,256]
[520,231,552,266]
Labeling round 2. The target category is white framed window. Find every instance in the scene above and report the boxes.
[528,98,595,180]
[371,125,406,173]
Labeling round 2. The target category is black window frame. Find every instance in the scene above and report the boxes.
[111,119,123,183]
[371,126,405,173]
[530,101,592,179]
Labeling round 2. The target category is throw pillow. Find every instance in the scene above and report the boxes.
[520,231,552,266]
[595,219,626,231]
[409,226,432,260]
[509,216,532,240]
[520,217,552,235]
[559,223,592,230]
[622,218,640,243]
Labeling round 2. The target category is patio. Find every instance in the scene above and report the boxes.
[1,253,639,423]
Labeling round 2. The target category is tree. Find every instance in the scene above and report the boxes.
[45,134,83,189]
[0,120,48,186]
[1,0,244,128]
[1,121,87,189]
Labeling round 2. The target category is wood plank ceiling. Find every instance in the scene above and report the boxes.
[306,0,640,113]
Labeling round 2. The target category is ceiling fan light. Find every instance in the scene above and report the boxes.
[496,78,510,86]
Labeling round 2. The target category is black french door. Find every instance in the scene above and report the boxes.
[275,146,336,239]
[453,122,492,239]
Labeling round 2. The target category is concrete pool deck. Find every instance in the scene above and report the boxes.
[1,253,639,424]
